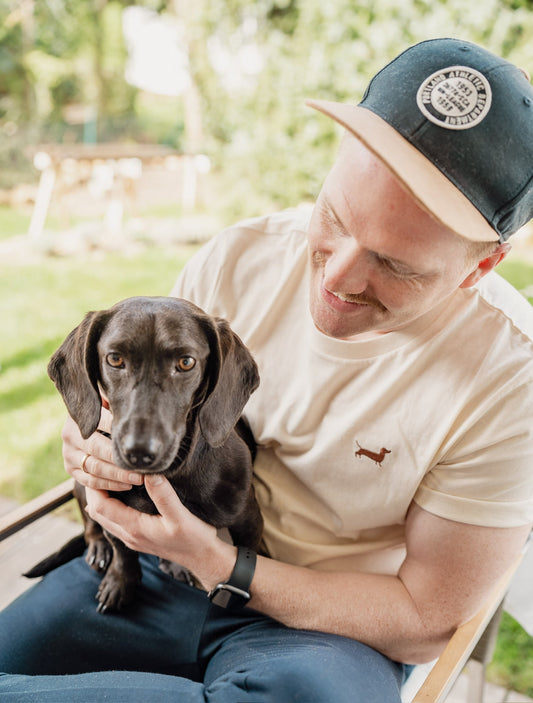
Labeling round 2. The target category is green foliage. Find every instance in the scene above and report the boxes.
[498,258,533,303]
[182,0,533,209]
[5,0,533,197]
[0,2,36,120]
[49,74,83,111]
[488,612,533,697]
[33,1,86,58]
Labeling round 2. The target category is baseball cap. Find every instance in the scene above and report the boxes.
[307,38,533,242]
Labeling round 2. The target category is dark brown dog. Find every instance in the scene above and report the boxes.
[25,296,263,613]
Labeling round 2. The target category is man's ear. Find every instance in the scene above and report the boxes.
[460,243,512,289]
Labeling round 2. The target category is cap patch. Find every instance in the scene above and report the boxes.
[416,66,492,130]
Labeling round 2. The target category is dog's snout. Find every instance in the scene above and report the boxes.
[122,433,162,469]
[125,447,157,468]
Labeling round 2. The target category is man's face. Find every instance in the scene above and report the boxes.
[308,135,486,340]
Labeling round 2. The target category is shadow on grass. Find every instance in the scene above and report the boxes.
[0,337,65,413]
[0,372,57,414]
[1,337,64,375]
[2,435,67,502]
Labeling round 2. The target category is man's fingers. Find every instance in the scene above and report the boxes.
[85,488,131,538]
[76,448,143,490]
[86,487,161,553]
[97,405,113,435]
[144,474,183,519]
[77,466,137,492]
[61,413,143,490]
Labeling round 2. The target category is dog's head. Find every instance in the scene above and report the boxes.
[48,296,259,473]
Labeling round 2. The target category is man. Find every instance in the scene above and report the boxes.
[1,38,533,702]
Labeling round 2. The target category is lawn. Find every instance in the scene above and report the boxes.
[1,235,532,697]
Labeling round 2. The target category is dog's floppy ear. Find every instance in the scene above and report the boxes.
[48,310,110,439]
[198,318,259,448]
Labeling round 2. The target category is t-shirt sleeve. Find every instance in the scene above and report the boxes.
[414,377,533,527]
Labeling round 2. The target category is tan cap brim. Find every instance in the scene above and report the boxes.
[306,99,498,243]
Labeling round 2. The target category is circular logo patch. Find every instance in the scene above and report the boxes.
[416,65,492,130]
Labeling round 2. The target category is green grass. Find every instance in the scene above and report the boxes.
[0,205,32,241]
[487,612,533,696]
[498,258,533,303]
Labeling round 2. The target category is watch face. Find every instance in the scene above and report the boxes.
[209,583,250,609]
[208,547,256,609]
[211,587,233,608]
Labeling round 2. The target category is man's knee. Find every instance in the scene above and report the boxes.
[207,629,403,702]
[260,638,402,702]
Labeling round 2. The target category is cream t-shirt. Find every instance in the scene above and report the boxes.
[171,209,533,575]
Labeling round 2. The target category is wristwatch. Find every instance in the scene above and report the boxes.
[208,547,257,609]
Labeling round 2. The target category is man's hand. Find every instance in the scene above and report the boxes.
[62,409,143,492]
[62,410,237,588]
[85,476,237,591]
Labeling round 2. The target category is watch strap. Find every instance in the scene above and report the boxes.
[208,547,256,608]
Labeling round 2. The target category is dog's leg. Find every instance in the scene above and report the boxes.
[95,532,142,613]
[83,517,113,574]
[74,482,112,573]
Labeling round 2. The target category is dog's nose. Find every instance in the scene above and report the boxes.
[125,448,157,468]
[121,424,164,469]
[122,434,162,469]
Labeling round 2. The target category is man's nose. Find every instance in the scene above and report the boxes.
[323,239,369,294]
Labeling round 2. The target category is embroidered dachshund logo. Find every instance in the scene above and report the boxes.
[354,441,391,467]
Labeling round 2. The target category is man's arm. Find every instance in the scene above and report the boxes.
[247,503,530,663]
[82,458,530,665]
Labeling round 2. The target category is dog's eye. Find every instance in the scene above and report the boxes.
[106,353,125,369]
[177,356,196,372]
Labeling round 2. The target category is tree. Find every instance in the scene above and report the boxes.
[4,0,533,201]
[178,0,533,209]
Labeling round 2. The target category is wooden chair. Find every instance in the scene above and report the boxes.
[0,478,75,542]
[0,480,524,703]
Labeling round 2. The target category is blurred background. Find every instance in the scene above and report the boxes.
[1,0,533,695]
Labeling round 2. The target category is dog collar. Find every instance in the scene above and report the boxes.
[208,547,256,609]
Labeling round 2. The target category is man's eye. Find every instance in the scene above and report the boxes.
[378,256,417,279]
[177,356,196,372]
[322,201,346,235]
[106,353,125,368]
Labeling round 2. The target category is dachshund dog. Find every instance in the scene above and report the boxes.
[25,296,263,613]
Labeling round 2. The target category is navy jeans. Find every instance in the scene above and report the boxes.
[0,554,408,702]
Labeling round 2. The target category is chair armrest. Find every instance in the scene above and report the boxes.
[0,478,75,542]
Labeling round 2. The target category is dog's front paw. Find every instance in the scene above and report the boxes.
[95,568,140,614]
[86,538,112,573]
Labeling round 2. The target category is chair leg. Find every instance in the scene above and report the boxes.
[465,600,505,703]
[466,660,486,703]
[470,600,504,666]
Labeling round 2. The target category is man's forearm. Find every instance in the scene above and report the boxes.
[247,555,450,664]
[195,541,449,665]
